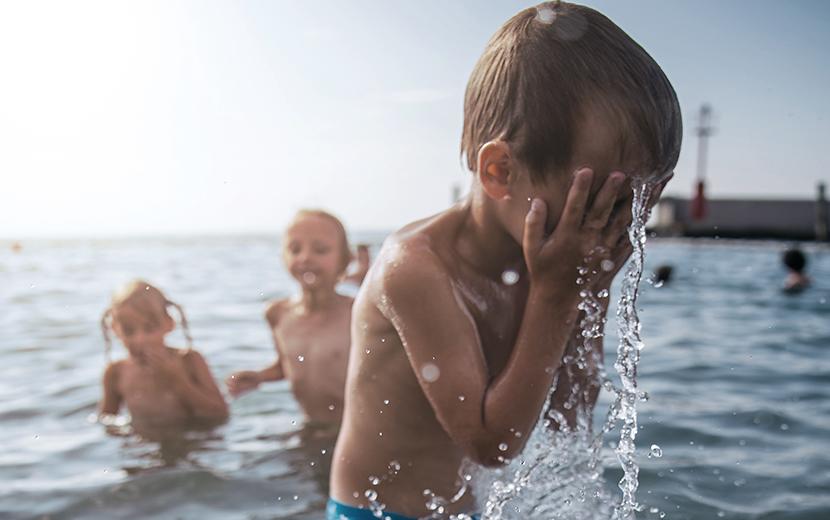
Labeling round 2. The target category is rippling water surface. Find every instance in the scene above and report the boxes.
[1,236,828,519]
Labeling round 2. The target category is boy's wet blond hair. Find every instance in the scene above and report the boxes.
[462,1,682,183]
[288,209,352,274]
[100,279,192,361]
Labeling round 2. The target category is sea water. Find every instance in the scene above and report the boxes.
[1,231,829,519]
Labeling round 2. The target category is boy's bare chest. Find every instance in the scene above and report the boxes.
[273,308,350,363]
[454,277,527,375]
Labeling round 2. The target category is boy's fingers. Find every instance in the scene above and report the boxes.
[584,171,625,231]
[559,168,593,229]
[523,198,547,258]
[604,201,633,249]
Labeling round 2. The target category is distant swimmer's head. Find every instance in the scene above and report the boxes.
[101,280,191,362]
[462,2,681,238]
[782,248,807,273]
[282,209,352,289]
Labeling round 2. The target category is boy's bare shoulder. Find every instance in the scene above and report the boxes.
[376,210,461,295]
[265,298,291,326]
[103,359,126,378]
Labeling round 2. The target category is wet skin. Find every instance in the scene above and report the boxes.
[226,214,354,425]
[100,305,228,425]
[330,111,670,517]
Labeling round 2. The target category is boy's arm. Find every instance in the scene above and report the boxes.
[99,362,122,415]
[260,300,286,381]
[225,302,285,397]
[383,169,624,466]
[548,174,670,427]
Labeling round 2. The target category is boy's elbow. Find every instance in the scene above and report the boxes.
[198,400,229,422]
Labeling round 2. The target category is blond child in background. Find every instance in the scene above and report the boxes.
[99,280,228,427]
[226,210,366,427]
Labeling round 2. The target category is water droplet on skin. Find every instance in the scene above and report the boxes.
[328,404,335,411]
[457,395,466,402]
[388,460,401,472]
[369,475,381,485]
[501,270,520,285]
[498,443,508,452]
[321,449,327,454]
[575,277,585,285]
[597,289,609,298]
[421,363,440,382]
[365,349,371,354]
[601,259,615,272]
[365,489,378,501]
[383,399,390,405]
[297,355,304,362]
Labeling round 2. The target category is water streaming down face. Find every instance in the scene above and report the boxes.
[366,179,659,519]
[466,177,659,519]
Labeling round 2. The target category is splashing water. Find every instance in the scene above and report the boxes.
[472,177,658,519]
[608,177,656,519]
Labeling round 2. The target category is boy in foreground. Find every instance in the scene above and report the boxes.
[330,2,682,518]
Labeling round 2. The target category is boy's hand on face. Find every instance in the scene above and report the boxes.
[589,172,671,290]
[523,168,626,299]
[225,370,261,398]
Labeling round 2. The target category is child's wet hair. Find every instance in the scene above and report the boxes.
[288,209,352,273]
[782,248,807,273]
[100,279,192,361]
[461,1,682,183]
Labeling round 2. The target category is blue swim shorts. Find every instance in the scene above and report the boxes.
[327,498,480,520]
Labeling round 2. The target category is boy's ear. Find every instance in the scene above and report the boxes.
[477,140,512,200]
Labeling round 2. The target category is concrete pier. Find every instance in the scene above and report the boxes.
[652,183,829,241]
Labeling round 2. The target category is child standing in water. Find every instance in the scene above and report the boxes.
[226,210,361,428]
[99,280,228,427]
[329,3,681,518]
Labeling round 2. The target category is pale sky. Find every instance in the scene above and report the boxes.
[1,0,828,238]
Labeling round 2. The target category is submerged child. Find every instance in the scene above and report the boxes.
[99,280,228,428]
[782,247,811,293]
[226,210,363,427]
[329,2,680,518]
